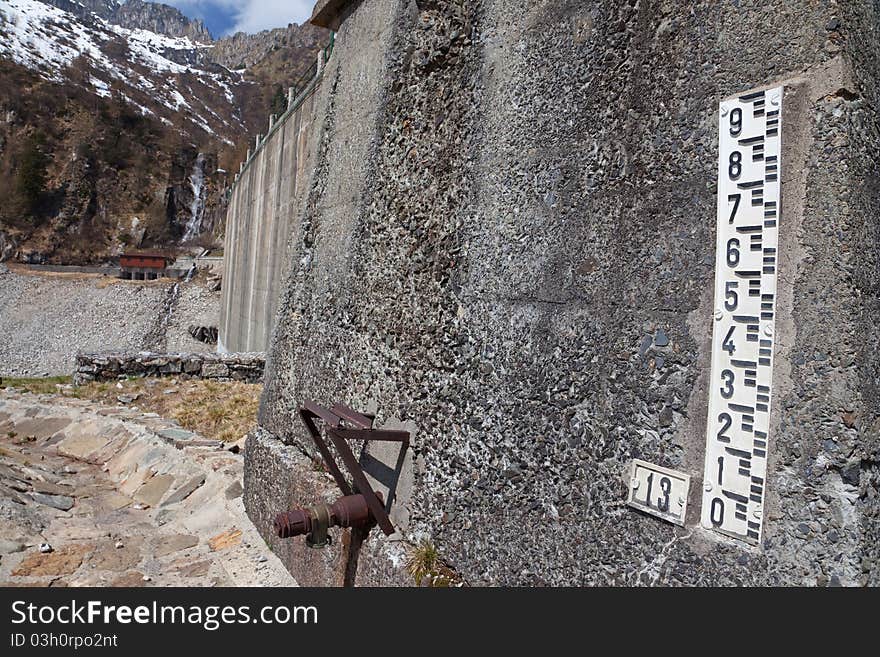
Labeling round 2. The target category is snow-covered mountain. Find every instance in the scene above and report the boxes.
[0,0,241,139]
[44,0,213,43]
[0,0,327,265]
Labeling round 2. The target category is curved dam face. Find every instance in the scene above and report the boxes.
[233,0,880,586]
[220,79,324,354]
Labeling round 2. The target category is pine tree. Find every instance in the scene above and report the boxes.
[270,84,287,119]
[15,134,48,213]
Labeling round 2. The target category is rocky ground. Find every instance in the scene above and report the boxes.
[0,388,295,587]
[0,266,221,377]
[165,277,222,354]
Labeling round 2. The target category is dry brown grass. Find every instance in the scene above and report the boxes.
[10,377,262,444]
[1,376,73,395]
[406,538,462,588]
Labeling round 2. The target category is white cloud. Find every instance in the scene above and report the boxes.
[159,0,314,35]
[229,0,315,34]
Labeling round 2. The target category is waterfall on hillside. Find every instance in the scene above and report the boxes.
[182,153,206,243]
[146,281,182,352]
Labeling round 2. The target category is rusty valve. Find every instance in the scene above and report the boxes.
[278,402,410,554]
[274,493,383,549]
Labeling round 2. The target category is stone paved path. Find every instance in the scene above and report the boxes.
[0,390,296,587]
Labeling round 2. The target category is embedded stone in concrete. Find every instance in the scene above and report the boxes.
[96,492,134,512]
[56,433,110,460]
[0,463,26,483]
[119,468,157,498]
[32,493,75,512]
[173,439,223,450]
[13,544,93,577]
[158,428,197,444]
[8,417,71,440]
[208,528,242,552]
[225,481,243,500]
[152,534,199,558]
[32,481,74,497]
[87,544,142,572]
[174,560,211,578]
[161,475,206,506]
[134,474,175,507]
[111,572,147,587]
[0,484,31,505]
[5,480,30,495]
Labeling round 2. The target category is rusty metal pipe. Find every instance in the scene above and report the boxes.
[274,493,381,540]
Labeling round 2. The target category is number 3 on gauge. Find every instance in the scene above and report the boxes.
[721,369,735,399]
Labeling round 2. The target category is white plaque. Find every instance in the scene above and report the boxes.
[627,460,690,527]
[701,87,782,544]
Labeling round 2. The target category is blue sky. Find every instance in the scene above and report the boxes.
[159,1,314,37]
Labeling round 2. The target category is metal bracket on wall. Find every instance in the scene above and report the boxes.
[299,401,410,536]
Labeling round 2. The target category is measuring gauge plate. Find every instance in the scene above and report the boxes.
[627,460,690,527]
[701,86,783,545]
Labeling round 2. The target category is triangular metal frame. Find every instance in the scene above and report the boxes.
[299,401,410,536]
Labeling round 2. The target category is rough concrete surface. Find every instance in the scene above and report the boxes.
[232,0,880,586]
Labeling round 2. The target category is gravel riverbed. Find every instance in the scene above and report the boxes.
[0,267,220,376]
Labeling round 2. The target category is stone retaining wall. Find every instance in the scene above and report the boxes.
[74,352,265,385]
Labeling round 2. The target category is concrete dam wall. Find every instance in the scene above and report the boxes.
[237,0,880,586]
[219,74,324,354]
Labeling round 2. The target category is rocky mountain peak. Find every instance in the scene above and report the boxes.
[114,0,212,43]
[210,23,328,70]
[41,0,212,42]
